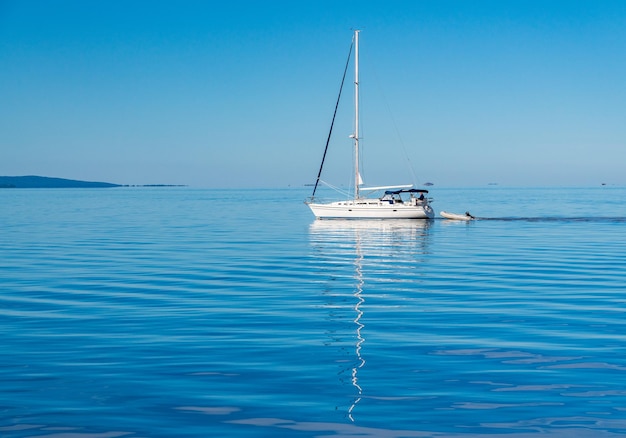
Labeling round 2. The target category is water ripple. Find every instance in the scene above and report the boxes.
[1,188,626,436]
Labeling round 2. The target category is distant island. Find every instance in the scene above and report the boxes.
[0,176,185,188]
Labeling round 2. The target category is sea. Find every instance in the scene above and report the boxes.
[1,186,626,438]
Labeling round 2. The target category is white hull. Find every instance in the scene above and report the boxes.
[309,200,434,219]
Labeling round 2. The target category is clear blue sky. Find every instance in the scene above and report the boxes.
[2,0,625,187]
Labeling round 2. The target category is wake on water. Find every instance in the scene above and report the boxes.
[443,216,626,223]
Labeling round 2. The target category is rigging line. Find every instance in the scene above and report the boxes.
[371,65,422,186]
[311,37,354,199]
[316,179,352,199]
[383,95,421,185]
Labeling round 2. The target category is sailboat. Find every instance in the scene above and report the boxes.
[306,30,434,220]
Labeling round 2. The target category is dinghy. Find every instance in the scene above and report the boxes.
[440,211,475,221]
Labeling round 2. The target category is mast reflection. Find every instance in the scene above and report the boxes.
[348,226,364,421]
[309,219,431,422]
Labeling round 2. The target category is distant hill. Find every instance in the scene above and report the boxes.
[0,175,121,188]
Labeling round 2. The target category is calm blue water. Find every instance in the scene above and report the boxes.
[2,187,626,437]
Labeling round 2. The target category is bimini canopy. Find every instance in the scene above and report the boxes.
[384,188,429,195]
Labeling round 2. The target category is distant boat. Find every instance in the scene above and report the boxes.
[305,30,434,220]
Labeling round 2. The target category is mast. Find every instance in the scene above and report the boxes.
[353,29,360,199]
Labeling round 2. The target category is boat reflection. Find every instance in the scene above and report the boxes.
[309,219,432,421]
[309,219,432,262]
